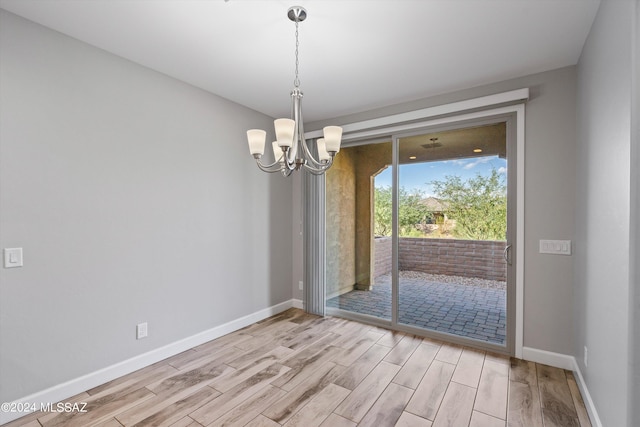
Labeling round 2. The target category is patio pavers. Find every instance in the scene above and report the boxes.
[326,272,506,345]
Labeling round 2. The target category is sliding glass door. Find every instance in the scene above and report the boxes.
[396,124,510,347]
[325,118,516,354]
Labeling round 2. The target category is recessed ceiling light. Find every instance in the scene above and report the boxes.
[409,156,417,160]
[473,148,483,153]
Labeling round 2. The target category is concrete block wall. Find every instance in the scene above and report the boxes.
[374,237,507,281]
[374,237,392,278]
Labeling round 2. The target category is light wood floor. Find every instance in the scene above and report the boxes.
[6,309,591,427]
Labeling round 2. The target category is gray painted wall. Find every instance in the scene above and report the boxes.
[0,10,292,402]
[632,3,640,424]
[303,66,578,355]
[575,1,637,425]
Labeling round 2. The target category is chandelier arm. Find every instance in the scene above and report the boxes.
[304,165,330,175]
[291,89,304,164]
[256,156,283,169]
[287,146,296,164]
[255,158,285,173]
[300,138,326,168]
[283,154,298,171]
[302,157,333,175]
[272,145,297,172]
[257,165,284,174]
[294,103,327,168]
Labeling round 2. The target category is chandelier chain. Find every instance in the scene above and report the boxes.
[294,20,300,88]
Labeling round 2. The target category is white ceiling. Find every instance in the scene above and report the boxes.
[0,0,600,122]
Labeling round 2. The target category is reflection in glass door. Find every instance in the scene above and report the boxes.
[396,123,510,346]
[325,141,392,322]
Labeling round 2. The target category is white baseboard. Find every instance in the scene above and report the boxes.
[571,359,603,427]
[522,346,602,427]
[522,346,575,370]
[0,299,296,425]
[292,298,304,309]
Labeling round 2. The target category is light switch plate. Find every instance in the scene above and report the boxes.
[539,240,571,255]
[4,248,23,268]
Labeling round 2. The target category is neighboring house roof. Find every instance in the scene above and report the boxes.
[421,197,449,212]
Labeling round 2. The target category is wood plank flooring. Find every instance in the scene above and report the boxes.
[5,309,591,427]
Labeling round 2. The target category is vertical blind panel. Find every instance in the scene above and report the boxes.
[303,170,326,316]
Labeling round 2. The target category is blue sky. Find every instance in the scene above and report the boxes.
[375,155,507,197]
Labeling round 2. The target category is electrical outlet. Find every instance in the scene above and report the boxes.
[584,346,588,367]
[137,322,148,339]
[298,281,303,290]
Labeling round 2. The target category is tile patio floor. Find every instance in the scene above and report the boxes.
[326,271,507,345]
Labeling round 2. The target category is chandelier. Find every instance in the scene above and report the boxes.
[246,6,342,176]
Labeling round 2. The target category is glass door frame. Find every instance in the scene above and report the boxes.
[310,91,527,358]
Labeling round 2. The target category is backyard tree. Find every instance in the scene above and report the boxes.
[430,168,507,241]
[374,186,433,236]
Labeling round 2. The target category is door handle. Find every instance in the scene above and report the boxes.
[503,244,512,265]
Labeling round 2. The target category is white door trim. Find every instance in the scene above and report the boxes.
[306,88,529,140]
